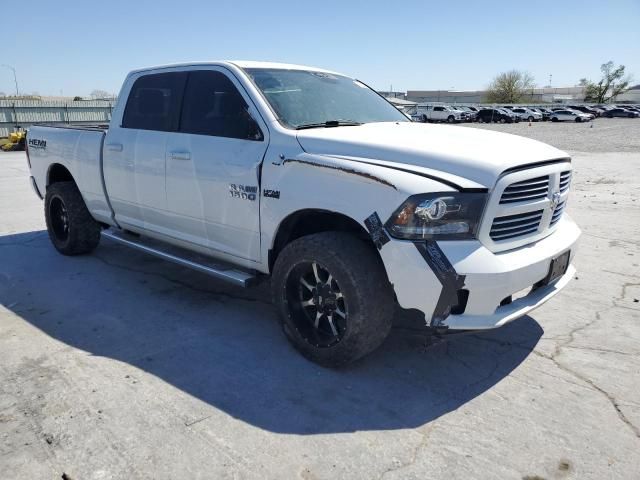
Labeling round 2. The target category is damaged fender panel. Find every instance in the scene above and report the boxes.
[414,241,466,326]
[364,212,390,250]
[282,158,397,190]
[377,239,443,325]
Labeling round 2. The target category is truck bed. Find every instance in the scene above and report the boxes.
[27,124,114,226]
[32,123,110,132]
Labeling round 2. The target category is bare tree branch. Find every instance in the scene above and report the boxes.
[485,70,535,103]
[581,61,632,103]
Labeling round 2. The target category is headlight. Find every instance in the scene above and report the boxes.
[385,192,487,240]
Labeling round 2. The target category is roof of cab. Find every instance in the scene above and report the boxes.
[128,60,342,76]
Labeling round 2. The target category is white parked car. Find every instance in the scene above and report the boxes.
[26,61,580,366]
[550,109,593,122]
[453,106,477,122]
[511,107,543,122]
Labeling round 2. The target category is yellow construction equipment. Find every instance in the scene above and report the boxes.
[1,128,26,151]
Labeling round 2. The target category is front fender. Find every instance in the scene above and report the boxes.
[259,153,455,272]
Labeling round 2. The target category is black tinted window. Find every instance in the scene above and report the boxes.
[180,70,263,140]
[122,72,186,131]
[434,106,444,111]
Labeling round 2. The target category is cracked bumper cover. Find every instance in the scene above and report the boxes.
[380,214,581,330]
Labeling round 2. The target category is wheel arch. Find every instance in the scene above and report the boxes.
[46,163,76,188]
[268,209,376,272]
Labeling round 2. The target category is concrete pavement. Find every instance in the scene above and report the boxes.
[1,149,638,479]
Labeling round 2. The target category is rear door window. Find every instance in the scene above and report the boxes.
[122,72,187,131]
[180,70,263,141]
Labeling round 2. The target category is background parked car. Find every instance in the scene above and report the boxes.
[476,108,517,123]
[416,105,465,123]
[511,107,543,122]
[569,105,601,117]
[531,107,552,121]
[501,106,522,120]
[550,109,593,122]
[454,106,477,122]
[604,108,639,118]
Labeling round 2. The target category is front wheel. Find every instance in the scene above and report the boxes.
[552,117,559,122]
[528,116,534,122]
[447,115,455,123]
[45,181,101,255]
[272,232,394,367]
[575,117,582,122]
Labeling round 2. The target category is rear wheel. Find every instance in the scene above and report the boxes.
[272,232,394,367]
[45,181,101,255]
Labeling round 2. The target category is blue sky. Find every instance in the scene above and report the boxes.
[3,0,639,97]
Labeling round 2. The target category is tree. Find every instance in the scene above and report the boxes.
[485,70,535,103]
[73,96,84,101]
[90,89,113,99]
[579,61,632,103]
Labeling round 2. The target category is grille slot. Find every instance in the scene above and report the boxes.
[559,171,571,193]
[550,201,566,226]
[500,175,549,204]
[490,210,544,241]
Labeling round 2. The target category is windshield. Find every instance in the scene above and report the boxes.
[244,68,408,129]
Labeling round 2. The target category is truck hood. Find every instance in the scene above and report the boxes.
[296,122,568,189]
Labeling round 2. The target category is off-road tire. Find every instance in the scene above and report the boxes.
[272,232,394,367]
[45,181,101,255]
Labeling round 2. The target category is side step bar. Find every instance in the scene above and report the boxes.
[101,229,256,287]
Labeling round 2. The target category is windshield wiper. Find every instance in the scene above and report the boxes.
[295,120,363,130]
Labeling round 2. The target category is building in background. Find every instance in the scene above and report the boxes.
[613,84,640,103]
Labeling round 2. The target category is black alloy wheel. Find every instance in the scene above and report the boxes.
[285,261,347,348]
[49,196,70,243]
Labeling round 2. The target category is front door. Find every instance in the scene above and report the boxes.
[164,68,268,262]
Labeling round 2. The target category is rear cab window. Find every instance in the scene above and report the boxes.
[122,72,187,131]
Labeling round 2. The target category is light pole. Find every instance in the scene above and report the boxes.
[1,64,19,97]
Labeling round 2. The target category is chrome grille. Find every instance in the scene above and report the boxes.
[559,171,571,193]
[550,201,566,226]
[479,162,573,253]
[499,175,549,204]
[490,209,544,241]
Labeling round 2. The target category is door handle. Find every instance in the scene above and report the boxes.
[106,143,123,152]
[170,151,191,161]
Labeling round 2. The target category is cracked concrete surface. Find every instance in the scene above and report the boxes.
[1,139,639,479]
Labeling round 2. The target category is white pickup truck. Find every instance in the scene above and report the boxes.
[26,61,580,366]
[415,105,466,123]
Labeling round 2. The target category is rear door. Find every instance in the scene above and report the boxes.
[103,71,187,231]
[164,68,268,262]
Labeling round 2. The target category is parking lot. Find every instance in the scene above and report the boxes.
[1,119,639,479]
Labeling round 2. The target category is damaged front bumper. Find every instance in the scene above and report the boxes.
[379,214,581,330]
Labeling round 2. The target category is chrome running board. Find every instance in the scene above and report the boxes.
[101,229,256,287]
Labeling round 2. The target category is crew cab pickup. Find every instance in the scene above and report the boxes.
[26,61,580,366]
[416,105,466,123]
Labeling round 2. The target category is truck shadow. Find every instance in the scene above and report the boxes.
[0,230,543,435]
